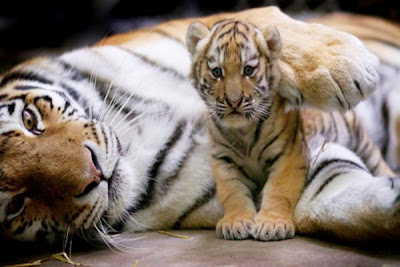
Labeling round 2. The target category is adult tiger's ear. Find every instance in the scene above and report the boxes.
[262,25,282,60]
[186,21,210,57]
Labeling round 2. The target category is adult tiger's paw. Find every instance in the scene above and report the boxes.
[216,214,254,240]
[279,23,379,112]
[252,214,295,241]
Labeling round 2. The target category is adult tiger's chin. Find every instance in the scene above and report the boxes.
[101,157,139,230]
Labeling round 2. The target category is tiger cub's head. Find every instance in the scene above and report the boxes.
[186,19,282,128]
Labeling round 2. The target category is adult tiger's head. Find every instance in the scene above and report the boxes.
[186,20,282,128]
[0,58,131,243]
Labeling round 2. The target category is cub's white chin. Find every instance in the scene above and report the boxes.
[221,113,250,128]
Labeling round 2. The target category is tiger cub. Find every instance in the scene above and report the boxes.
[186,20,307,241]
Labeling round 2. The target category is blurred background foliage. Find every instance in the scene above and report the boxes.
[0,0,398,72]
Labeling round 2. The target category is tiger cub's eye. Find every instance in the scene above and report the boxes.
[243,66,255,77]
[22,109,37,131]
[212,67,223,79]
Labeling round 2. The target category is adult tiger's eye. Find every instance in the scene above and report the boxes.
[22,109,37,131]
[243,65,254,77]
[212,67,223,79]
[7,194,25,216]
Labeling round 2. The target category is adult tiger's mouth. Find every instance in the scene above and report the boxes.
[107,159,119,188]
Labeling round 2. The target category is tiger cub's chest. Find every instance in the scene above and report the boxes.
[211,120,289,187]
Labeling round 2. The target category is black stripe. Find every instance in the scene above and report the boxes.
[238,166,253,181]
[7,103,15,115]
[217,28,235,40]
[0,103,15,115]
[62,101,70,114]
[213,154,235,165]
[237,21,250,31]
[0,71,53,88]
[8,94,27,102]
[34,95,54,109]
[336,95,345,109]
[56,60,89,82]
[59,83,80,102]
[234,30,249,42]
[213,154,252,181]
[312,171,345,199]
[258,120,288,161]
[369,161,380,174]
[357,140,372,158]
[173,185,216,229]
[101,125,109,154]
[381,99,389,157]
[291,114,300,144]
[249,119,265,155]
[117,47,186,81]
[333,77,350,109]
[306,158,367,187]
[1,130,17,137]
[14,85,70,104]
[299,92,304,106]
[129,120,187,213]
[211,117,246,155]
[56,59,112,97]
[354,80,364,98]
[14,85,40,90]
[159,141,196,193]
[157,122,203,195]
[263,151,284,173]
[68,109,77,116]
[213,140,242,159]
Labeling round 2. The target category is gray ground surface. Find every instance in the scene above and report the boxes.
[2,230,400,267]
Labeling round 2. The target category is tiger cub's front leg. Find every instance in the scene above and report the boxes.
[213,157,256,240]
[253,139,307,241]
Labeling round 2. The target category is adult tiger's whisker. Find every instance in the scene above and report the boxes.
[117,110,170,136]
[97,81,115,122]
[108,90,136,127]
[63,225,71,252]
[102,86,123,123]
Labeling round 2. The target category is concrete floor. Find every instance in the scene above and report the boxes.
[2,230,400,266]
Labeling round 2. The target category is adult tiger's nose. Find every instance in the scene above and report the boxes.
[75,148,102,198]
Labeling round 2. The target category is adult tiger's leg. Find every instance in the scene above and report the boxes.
[294,141,400,240]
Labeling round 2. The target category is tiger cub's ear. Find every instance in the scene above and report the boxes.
[186,22,210,56]
[262,25,282,60]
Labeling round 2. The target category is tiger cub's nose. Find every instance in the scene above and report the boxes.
[226,96,243,108]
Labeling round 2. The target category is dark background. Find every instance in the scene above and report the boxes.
[0,0,398,72]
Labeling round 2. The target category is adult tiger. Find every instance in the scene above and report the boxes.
[0,7,396,244]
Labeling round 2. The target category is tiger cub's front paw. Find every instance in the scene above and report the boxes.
[252,214,295,241]
[216,214,254,240]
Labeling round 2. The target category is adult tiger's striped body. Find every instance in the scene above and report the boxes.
[186,20,307,241]
[0,7,397,244]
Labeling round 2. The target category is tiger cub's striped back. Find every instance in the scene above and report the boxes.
[186,20,308,241]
